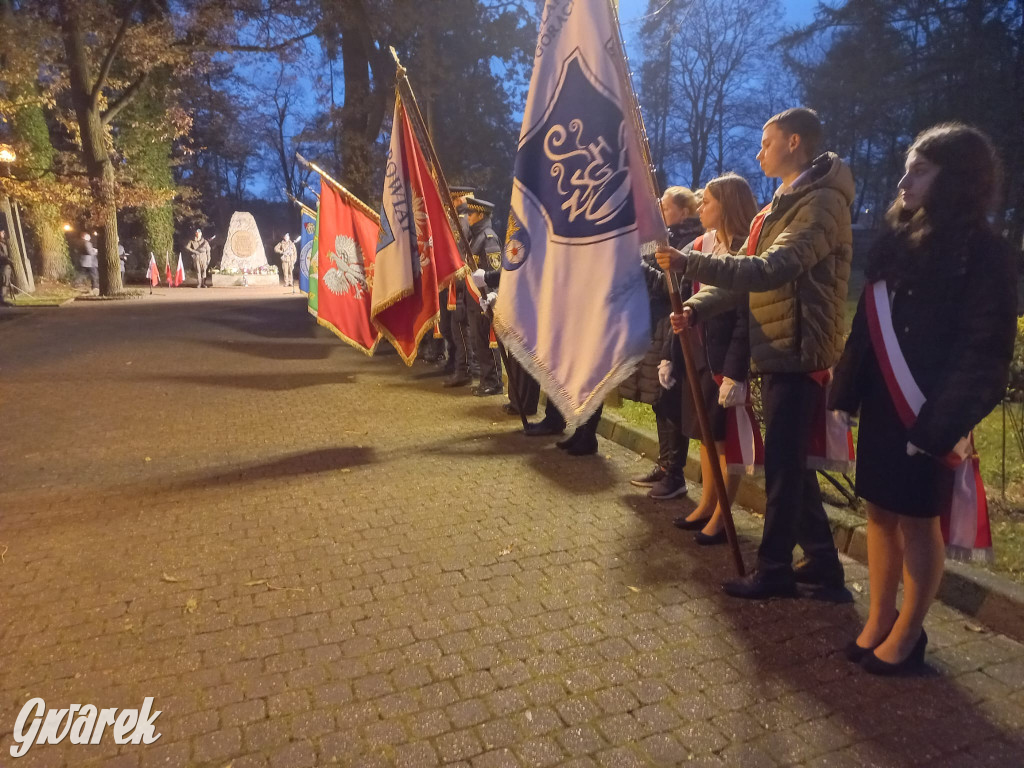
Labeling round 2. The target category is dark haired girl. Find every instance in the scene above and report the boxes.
[830,124,1019,675]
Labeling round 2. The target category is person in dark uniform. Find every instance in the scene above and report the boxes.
[433,185,475,370]
[442,186,478,385]
[463,197,503,396]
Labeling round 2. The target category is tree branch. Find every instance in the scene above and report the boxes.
[186,30,319,54]
[91,0,142,109]
[101,72,148,126]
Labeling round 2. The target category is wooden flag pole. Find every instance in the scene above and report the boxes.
[286,191,316,219]
[294,153,379,225]
[606,0,745,577]
[389,48,530,430]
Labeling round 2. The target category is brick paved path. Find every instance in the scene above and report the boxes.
[1,290,1023,768]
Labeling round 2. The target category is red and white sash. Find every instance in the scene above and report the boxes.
[715,375,765,475]
[864,280,992,562]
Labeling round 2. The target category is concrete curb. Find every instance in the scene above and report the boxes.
[598,409,1024,643]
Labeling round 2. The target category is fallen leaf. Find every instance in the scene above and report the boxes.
[525,711,533,722]
[183,597,198,614]
[161,573,180,583]
[499,546,513,557]
[965,623,986,633]
[851,582,864,593]
[245,579,268,587]
[144,457,151,462]
[626,585,640,593]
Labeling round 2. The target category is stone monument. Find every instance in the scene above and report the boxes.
[211,212,279,286]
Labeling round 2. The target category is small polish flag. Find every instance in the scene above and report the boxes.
[174,253,185,286]
[146,253,159,286]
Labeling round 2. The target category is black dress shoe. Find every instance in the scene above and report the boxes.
[567,438,598,456]
[694,530,726,546]
[723,569,797,600]
[673,515,711,531]
[474,385,503,397]
[794,556,846,589]
[555,432,579,449]
[862,629,928,676]
[443,374,471,388]
[523,419,565,437]
[502,403,520,415]
[844,612,899,663]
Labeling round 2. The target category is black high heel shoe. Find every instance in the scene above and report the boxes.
[861,629,928,676]
[694,530,726,546]
[844,612,899,663]
[673,515,712,531]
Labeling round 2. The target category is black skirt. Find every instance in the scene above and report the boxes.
[855,348,953,518]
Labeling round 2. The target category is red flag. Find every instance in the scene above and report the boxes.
[165,261,171,286]
[370,95,465,364]
[175,254,185,286]
[146,254,159,286]
[315,181,380,355]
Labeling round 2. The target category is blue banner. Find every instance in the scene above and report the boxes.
[298,210,315,294]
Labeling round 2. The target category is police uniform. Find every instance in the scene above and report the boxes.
[187,232,212,288]
[464,197,503,396]
[441,186,478,386]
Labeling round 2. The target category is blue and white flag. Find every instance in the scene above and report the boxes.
[492,0,664,427]
[298,209,315,294]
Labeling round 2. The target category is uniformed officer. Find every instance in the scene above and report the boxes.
[441,185,477,386]
[274,233,297,287]
[463,197,503,396]
[186,229,212,288]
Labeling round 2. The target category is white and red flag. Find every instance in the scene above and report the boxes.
[146,253,159,286]
[370,90,466,365]
[174,253,185,286]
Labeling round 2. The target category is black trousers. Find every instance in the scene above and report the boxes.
[467,299,502,390]
[655,411,687,476]
[441,293,472,376]
[505,354,540,416]
[759,373,839,573]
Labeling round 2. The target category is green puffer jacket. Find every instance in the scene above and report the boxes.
[683,152,855,374]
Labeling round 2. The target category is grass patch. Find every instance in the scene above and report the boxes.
[10,281,78,306]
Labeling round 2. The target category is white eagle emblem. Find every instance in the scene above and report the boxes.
[323,235,368,298]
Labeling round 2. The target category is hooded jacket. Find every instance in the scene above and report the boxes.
[683,152,855,373]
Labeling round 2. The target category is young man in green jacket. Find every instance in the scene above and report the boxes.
[657,107,854,599]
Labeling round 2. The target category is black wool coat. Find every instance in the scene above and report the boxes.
[829,225,1019,456]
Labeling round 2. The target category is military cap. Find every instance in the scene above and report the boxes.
[464,197,495,215]
[449,185,475,197]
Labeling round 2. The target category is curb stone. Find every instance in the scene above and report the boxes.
[598,409,1024,643]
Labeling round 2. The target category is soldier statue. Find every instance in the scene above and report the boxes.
[463,197,503,397]
[274,233,297,287]
[186,229,212,288]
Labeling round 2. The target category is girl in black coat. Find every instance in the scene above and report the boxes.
[661,174,759,541]
[830,124,1018,675]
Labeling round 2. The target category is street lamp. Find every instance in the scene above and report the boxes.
[0,145,15,163]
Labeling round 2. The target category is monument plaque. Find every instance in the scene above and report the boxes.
[212,211,279,286]
[220,212,267,271]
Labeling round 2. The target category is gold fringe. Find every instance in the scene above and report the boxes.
[492,312,646,429]
[316,316,380,357]
[370,285,415,319]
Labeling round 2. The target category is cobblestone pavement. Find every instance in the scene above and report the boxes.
[2,289,1024,768]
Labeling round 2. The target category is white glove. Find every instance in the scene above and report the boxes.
[479,291,497,311]
[717,377,747,408]
[471,268,487,288]
[657,359,676,390]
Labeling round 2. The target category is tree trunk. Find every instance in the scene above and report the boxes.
[337,0,374,201]
[2,194,29,291]
[59,0,123,295]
